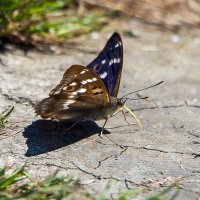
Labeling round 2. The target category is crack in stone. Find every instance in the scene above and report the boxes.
[179,186,200,195]
[124,179,136,189]
[193,141,200,145]
[188,130,200,138]
[141,146,200,157]
[45,163,77,170]
[30,163,77,172]
[95,155,116,169]
[104,135,125,149]
[191,170,200,174]
[2,93,35,106]
[99,176,121,182]
[99,135,200,158]
[120,146,128,155]
[0,130,21,140]
[187,105,200,108]
[69,160,102,179]
[68,160,123,182]
[95,147,128,169]
[94,135,128,169]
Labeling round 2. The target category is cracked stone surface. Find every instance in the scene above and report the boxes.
[0,22,200,199]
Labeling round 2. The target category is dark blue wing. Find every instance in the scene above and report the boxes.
[87,32,123,97]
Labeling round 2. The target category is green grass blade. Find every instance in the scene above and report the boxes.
[95,180,116,200]
[3,106,14,119]
[145,185,179,200]
[0,106,14,130]
[117,189,139,200]
[0,162,28,190]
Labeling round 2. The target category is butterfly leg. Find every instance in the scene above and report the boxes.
[62,118,84,132]
[100,118,108,138]
[121,109,131,125]
[53,120,61,131]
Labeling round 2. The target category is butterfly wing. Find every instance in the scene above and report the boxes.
[35,65,110,120]
[87,32,123,97]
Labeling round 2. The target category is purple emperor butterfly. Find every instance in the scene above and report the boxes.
[35,33,142,136]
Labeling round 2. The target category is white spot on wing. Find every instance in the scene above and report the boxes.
[117,58,120,63]
[115,43,119,48]
[87,79,93,83]
[92,77,97,81]
[71,92,77,95]
[101,59,106,64]
[69,82,77,86]
[81,78,97,85]
[81,80,87,85]
[63,100,76,108]
[77,88,87,93]
[80,70,86,74]
[67,100,75,103]
[63,104,69,109]
[68,95,75,98]
[100,71,107,79]
[109,60,113,66]
[113,58,117,63]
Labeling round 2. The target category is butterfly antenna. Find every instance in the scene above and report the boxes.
[123,104,142,130]
[124,96,148,102]
[122,81,164,98]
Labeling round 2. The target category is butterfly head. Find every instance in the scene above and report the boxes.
[108,96,125,117]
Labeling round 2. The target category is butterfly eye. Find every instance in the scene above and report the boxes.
[93,65,101,72]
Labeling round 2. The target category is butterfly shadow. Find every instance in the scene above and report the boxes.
[23,119,109,157]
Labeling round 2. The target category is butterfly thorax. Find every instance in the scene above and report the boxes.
[86,97,124,121]
[107,96,124,117]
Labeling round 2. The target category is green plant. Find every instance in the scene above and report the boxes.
[0,0,105,46]
[0,106,14,130]
[145,185,179,200]
[0,163,80,199]
[0,162,29,191]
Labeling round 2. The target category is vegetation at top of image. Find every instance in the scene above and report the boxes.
[0,106,14,130]
[0,0,105,47]
[0,163,179,200]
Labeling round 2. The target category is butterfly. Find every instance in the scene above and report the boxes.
[35,32,142,136]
